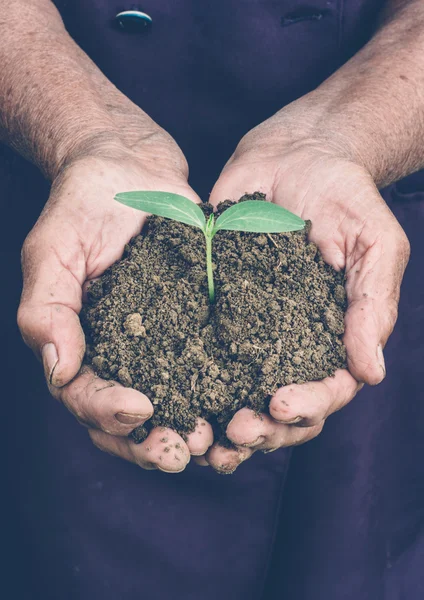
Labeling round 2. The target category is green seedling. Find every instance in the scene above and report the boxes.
[115,191,305,303]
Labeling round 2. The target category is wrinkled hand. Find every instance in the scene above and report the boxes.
[203,117,410,473]
[18,136,213,472]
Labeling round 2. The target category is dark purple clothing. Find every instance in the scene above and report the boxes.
[2,2,424,599]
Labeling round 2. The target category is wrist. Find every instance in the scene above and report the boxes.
[54,123,189,184]
[52,128,127,179]
[296,90,385,184]
[232,91,380,182]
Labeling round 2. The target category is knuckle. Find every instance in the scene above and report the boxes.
[78,403,99,429]
[70,388,95,425]
[21,230,40,270]
[64,380,96,426]
[397,229,411,260]
[16,304,38,350]
[16,304,29,334]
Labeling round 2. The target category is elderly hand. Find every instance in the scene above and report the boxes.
[17,137,214,473]
[203,113,410,473]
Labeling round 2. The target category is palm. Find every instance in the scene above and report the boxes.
[204,144,408,472]
[37,156,200,282]
[19,154,211,474]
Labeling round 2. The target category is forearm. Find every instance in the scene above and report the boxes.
[278,0,424,187]
[0,0,165,180]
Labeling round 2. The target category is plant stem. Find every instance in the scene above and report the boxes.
[205,233,215,303]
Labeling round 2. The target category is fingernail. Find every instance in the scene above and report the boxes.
[263,447,279,454]
[216,467,236,475]
[115,412,151,425]
[42,343,59,385]
[276,416,302,425]
[240,435,265,448]
[377,344,386,377]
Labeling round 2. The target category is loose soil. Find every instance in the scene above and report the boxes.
[81,193,347,445]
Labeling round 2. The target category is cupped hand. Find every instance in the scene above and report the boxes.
[204,119,410,474]
[17,136,213,472]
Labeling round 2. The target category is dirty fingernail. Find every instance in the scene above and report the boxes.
[276,416,302,425]
[216,467,236,475]
[241,435,265,448]
[42,343,59,385]
[263,447,280,454]
[115,412,151,425]
[377,344,386,377]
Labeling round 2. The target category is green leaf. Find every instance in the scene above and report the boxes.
[214,200,305,234]
[115,191,206,230]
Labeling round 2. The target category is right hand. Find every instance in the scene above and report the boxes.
[17,133,214,472]
[204,115,410,473]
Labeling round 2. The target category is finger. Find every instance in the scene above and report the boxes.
[344,220,410,385]
[205,442,253,474]
[268,369,361,427]
[50,368,153,436]
[272,172,409,386]
[89,426,191,473]
[227,408,324,451]
[18,228,86,387]
[185,418,214,456]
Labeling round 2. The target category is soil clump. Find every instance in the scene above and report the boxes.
[81,193,347,444]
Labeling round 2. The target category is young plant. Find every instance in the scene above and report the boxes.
[115,191,305,302]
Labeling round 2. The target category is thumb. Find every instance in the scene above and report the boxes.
[344,220,410,385]
[209,160,271,209]
[17,230,86,387]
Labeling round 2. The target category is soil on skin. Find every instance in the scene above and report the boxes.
[81,193,347,444]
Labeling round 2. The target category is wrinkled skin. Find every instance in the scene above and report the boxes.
[201,117,410,473]
[18,115,410,474]
[17,135,214,473]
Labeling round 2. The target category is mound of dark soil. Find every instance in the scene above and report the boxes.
[81,194,347,444]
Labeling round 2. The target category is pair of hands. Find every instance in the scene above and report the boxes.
[17,111,410,474]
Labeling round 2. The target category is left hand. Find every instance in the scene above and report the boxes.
[18,138,214,473]
[201,111,410,473]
